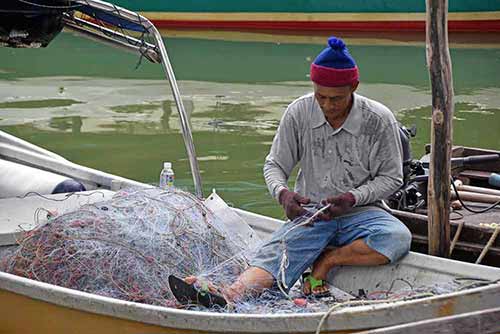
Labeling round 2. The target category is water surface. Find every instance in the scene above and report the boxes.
[1,31,499,218]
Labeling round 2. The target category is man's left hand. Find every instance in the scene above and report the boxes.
[317,192,356,221]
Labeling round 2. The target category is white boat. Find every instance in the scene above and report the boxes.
[1,134,500,333]
[1,1,499,333]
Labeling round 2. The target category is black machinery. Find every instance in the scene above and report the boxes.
[0,0,71,48]
[389,125,500,212]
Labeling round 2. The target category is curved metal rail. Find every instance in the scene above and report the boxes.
[67,0,204,198]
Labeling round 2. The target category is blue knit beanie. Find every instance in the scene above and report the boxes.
[310,36,359,87]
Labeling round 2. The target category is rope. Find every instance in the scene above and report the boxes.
[315,293,434,334]
[17,191,106,201]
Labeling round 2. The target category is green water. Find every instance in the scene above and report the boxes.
[1,32,499,219]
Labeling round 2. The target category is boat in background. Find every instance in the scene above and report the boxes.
[110,0,500,32]
[388,146,500,267]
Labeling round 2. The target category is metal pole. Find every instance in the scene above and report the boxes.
[73,0,204,198]
[150,26,204,198]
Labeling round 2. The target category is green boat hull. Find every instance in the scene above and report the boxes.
[106,0,500,32]
[111,0,498,13]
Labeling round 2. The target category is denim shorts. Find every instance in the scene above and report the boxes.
[250,209,411,292]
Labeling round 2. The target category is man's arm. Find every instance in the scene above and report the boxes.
[264,110,312,220]
[263,111,301,201]
[349,120,404,206]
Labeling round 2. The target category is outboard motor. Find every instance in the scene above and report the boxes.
[0,0,71,48]
[389,125,499,212]
[387,124,427,211]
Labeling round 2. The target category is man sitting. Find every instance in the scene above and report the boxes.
[169,36,411,306]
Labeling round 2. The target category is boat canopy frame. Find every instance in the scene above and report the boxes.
[61,0,204,197]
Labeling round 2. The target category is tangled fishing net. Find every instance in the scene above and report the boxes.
[0,187,252,307]
[0,187,484,314]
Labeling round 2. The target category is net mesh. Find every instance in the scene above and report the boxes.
[0,187,486,314]
[0,188,249,307]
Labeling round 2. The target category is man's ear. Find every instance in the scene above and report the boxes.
[351,81,360,93]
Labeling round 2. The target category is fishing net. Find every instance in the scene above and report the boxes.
[0,187,487,314]
[0,187,252,307]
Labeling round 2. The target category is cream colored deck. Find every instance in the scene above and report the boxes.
[0,190,115,246]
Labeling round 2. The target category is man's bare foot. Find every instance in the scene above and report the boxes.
[182,267,274,303]
[184,276,197,285]
[184,276,224,295]
[184,276,241,303]
[169,275,228,308]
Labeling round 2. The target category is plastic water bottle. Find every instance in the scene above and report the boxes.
[159,162,175,189]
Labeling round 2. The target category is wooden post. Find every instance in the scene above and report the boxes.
[426,0,454,257]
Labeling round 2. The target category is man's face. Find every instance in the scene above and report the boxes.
[313,83,358,117]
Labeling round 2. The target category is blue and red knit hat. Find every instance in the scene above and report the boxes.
[310,36,359,87]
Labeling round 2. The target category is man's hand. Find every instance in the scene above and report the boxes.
[317,192,356,221]
[278,189,311,220]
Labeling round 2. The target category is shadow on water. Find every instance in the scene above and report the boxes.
[0,99,83,109]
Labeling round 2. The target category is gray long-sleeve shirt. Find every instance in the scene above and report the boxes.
[264,92,403,211]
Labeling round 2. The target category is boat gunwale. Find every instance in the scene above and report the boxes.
[1,256,500,332]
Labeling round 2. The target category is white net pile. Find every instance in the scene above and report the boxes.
[0,187,250,307]
[0,187,487,314]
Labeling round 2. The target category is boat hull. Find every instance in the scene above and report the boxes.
[1,260,500,334]
[0,289,177,334]
[144,12,500,33]
[1,133,500,333]
[108,0,500,32]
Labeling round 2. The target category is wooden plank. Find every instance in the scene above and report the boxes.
[426,0,454,257]
[451,191,500,204]
[411,234,500,257]
[357,307,500,333]
[459,170,494,180]
[392,208,500,242]
[392,209,500,266]
[396,210,487,233]
[455,183,500,196]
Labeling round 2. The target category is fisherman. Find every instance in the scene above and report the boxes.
[169,36,412,306]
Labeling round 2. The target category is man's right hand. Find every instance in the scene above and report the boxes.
[278,189,311,220]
